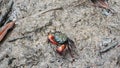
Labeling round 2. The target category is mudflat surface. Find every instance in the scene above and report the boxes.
[0,0,120,68]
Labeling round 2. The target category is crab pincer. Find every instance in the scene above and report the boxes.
[56,44,66,55]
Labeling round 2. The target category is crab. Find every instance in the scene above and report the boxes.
[48,31,76,57]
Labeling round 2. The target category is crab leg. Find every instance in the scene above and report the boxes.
[0,21,15,42]
[68,38,76,48]
[67,45,74,58]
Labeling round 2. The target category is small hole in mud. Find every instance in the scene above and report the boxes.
[5,55,9,58]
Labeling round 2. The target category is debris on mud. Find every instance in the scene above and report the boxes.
[0,0,120,68]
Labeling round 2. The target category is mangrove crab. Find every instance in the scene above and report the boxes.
[48,31,76,57]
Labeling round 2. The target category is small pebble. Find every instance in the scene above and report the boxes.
[100,38,112,47]
[49,58,55,63]
[102,9,112,16]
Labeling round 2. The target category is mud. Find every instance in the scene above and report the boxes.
[0,0,120,68]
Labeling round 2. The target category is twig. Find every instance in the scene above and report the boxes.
[8,35,31,42]
[31,7,63,17]
[0,21,15,42]
[99,41,118,53]
[74,19,81,23]
[24,19,53,34]
[16,6,63,22]
[0,0,14,27]
[8,18,53,42]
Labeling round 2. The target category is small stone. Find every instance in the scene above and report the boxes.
[102,9,112,16]
[101,38,112,47]
[49,58,56,63]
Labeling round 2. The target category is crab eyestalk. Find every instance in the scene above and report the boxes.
[56,44,66,55]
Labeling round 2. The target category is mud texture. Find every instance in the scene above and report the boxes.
[0,0,120,68]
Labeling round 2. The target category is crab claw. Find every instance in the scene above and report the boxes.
[56,44,66,55]
[48,34,58,45]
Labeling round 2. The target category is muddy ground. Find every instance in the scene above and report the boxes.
[0,0,120,68]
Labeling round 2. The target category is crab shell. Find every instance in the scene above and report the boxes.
[54,32,68,44]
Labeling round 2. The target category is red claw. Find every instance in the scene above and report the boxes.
[56,44,66,55]
[48,34,58,45]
